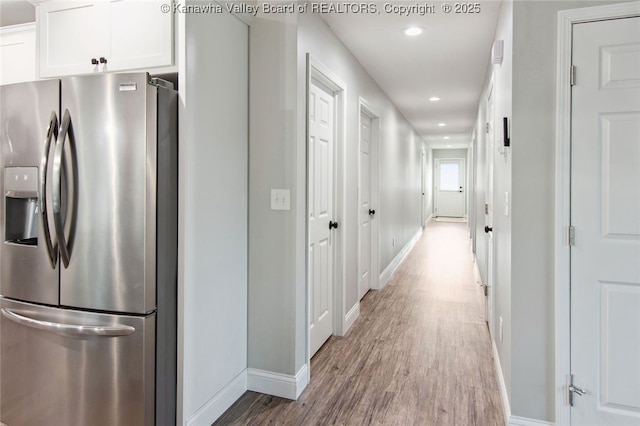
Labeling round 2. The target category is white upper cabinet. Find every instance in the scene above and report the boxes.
[0,23,37,85]
[109,1,173,71]
[37,1,173,78]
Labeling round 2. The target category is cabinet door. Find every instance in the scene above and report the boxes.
[108,0,173,71]
[38,2,109,78]
[0,24,36,85]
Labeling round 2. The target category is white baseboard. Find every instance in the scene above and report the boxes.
[247,364,309,400]
[185,369,247,426]
[344,302,360,335]
[378,228,422,288]
[493,339,511,426]
[424,214,434,226]
[509,416,555,426]
[492,340,554,426]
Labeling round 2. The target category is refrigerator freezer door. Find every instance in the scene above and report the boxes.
[0,298,155,425]
[0,80,60,306]
[58,73,157,314]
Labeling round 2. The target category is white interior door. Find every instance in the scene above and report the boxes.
[358,111,373,300]
[570,16,640,425]
[309,81,335,357]
[485,83,495,333]
[421,150,426,225]
[434,158,465,217]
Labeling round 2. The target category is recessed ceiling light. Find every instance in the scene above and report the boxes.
[403,26,424,36]
[438,123,447,127]
[446,145,452,148]
[429,96,441,102]
[444,136,450,139]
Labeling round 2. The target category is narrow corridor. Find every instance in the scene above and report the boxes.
[215,220,504,425]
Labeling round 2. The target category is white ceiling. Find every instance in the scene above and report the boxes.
[0,0,34,27]
[321,1,501,149]
[0,0,500,150]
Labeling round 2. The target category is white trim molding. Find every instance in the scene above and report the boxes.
[185,370,247,426]
[493,340,511,426]
[379,228,422,288]
[358,97,381,297]
[510,416,555,426]
[0,22,35,36]
[554,3,640,426]
[344,302,360,334]
[247,364,309,400]
[425,213,434,226]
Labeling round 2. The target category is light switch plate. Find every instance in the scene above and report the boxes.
[271,189,290,211]
[504,191,510,216]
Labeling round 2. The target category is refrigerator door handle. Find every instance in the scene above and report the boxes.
[53,109,71,268]
[1,308,136,337]
[39,111,59,268]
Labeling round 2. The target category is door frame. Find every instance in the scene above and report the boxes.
[554,3,640,424]
[485,75,495,336]
[421,150,426,225]
[433,157,466,218]
[470,132,477,252]
[358,98,380,292]
[306,54,347,367]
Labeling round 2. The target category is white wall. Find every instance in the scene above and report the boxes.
[179,8,248,425]
[423,147,434,223]
[248,11,302,377]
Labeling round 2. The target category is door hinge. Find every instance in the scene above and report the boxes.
[569,226,576,246]
[567,374,587,406]
[570,65,576,86]
[484,285,488,296]
[485,122,490,134]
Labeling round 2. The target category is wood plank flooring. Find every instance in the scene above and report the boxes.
[214,221,504,425]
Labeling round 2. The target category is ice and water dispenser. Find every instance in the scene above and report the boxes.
[4,167,39,246]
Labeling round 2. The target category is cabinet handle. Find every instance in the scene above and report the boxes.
[99,57,108,64]
[91,58,99,65]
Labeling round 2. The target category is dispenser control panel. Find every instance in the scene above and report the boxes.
[5,167,38,194]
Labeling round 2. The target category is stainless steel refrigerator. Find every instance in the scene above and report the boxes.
[0,72,177,425]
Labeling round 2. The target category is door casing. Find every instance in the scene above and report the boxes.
[554,2,640,424]
[434,157,466,218]
[357,98,380,297]
[306,55,346,371]
[486,78,495,336]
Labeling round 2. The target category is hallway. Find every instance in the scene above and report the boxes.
[215,220,504,425]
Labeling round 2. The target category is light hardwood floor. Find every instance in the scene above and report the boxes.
[214,221,504,425]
